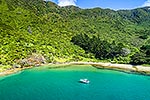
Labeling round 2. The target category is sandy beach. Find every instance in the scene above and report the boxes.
[0,62,150,76]
[0,67,32,77]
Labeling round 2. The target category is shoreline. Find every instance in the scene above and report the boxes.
[70,62,150,75]
[48,62,150,75]
[0,62,150,77]
[0,67,32,77]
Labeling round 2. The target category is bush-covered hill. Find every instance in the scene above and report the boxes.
[0,0,150,69]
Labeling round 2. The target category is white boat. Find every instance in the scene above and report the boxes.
[79,79,90,84]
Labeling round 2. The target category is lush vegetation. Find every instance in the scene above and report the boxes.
[71,33,134,64]
[0,0,150,70]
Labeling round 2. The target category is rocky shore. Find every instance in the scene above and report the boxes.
[1,62,150,76]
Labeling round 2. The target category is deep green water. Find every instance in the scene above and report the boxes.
[0,65,150,100]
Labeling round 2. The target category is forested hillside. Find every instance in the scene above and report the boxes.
[0,0,150,70]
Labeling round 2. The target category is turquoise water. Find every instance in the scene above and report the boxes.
[0,65,150,100]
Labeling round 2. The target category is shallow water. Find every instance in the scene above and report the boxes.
[0,65,150,100]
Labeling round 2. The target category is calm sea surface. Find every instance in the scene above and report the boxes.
[0,65,150,100]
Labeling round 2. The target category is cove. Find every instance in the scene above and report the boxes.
[0,65,150,100]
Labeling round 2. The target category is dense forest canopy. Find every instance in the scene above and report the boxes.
[0,0,150,69]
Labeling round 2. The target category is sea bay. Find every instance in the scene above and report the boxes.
[0,65,150,100]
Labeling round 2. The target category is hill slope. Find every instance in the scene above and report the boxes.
[0,0,150,68]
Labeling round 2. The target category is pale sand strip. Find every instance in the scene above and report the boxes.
[0,67,32,77]
[0,62,150,76]
[0,68,22,76]
[69,62,150,74]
